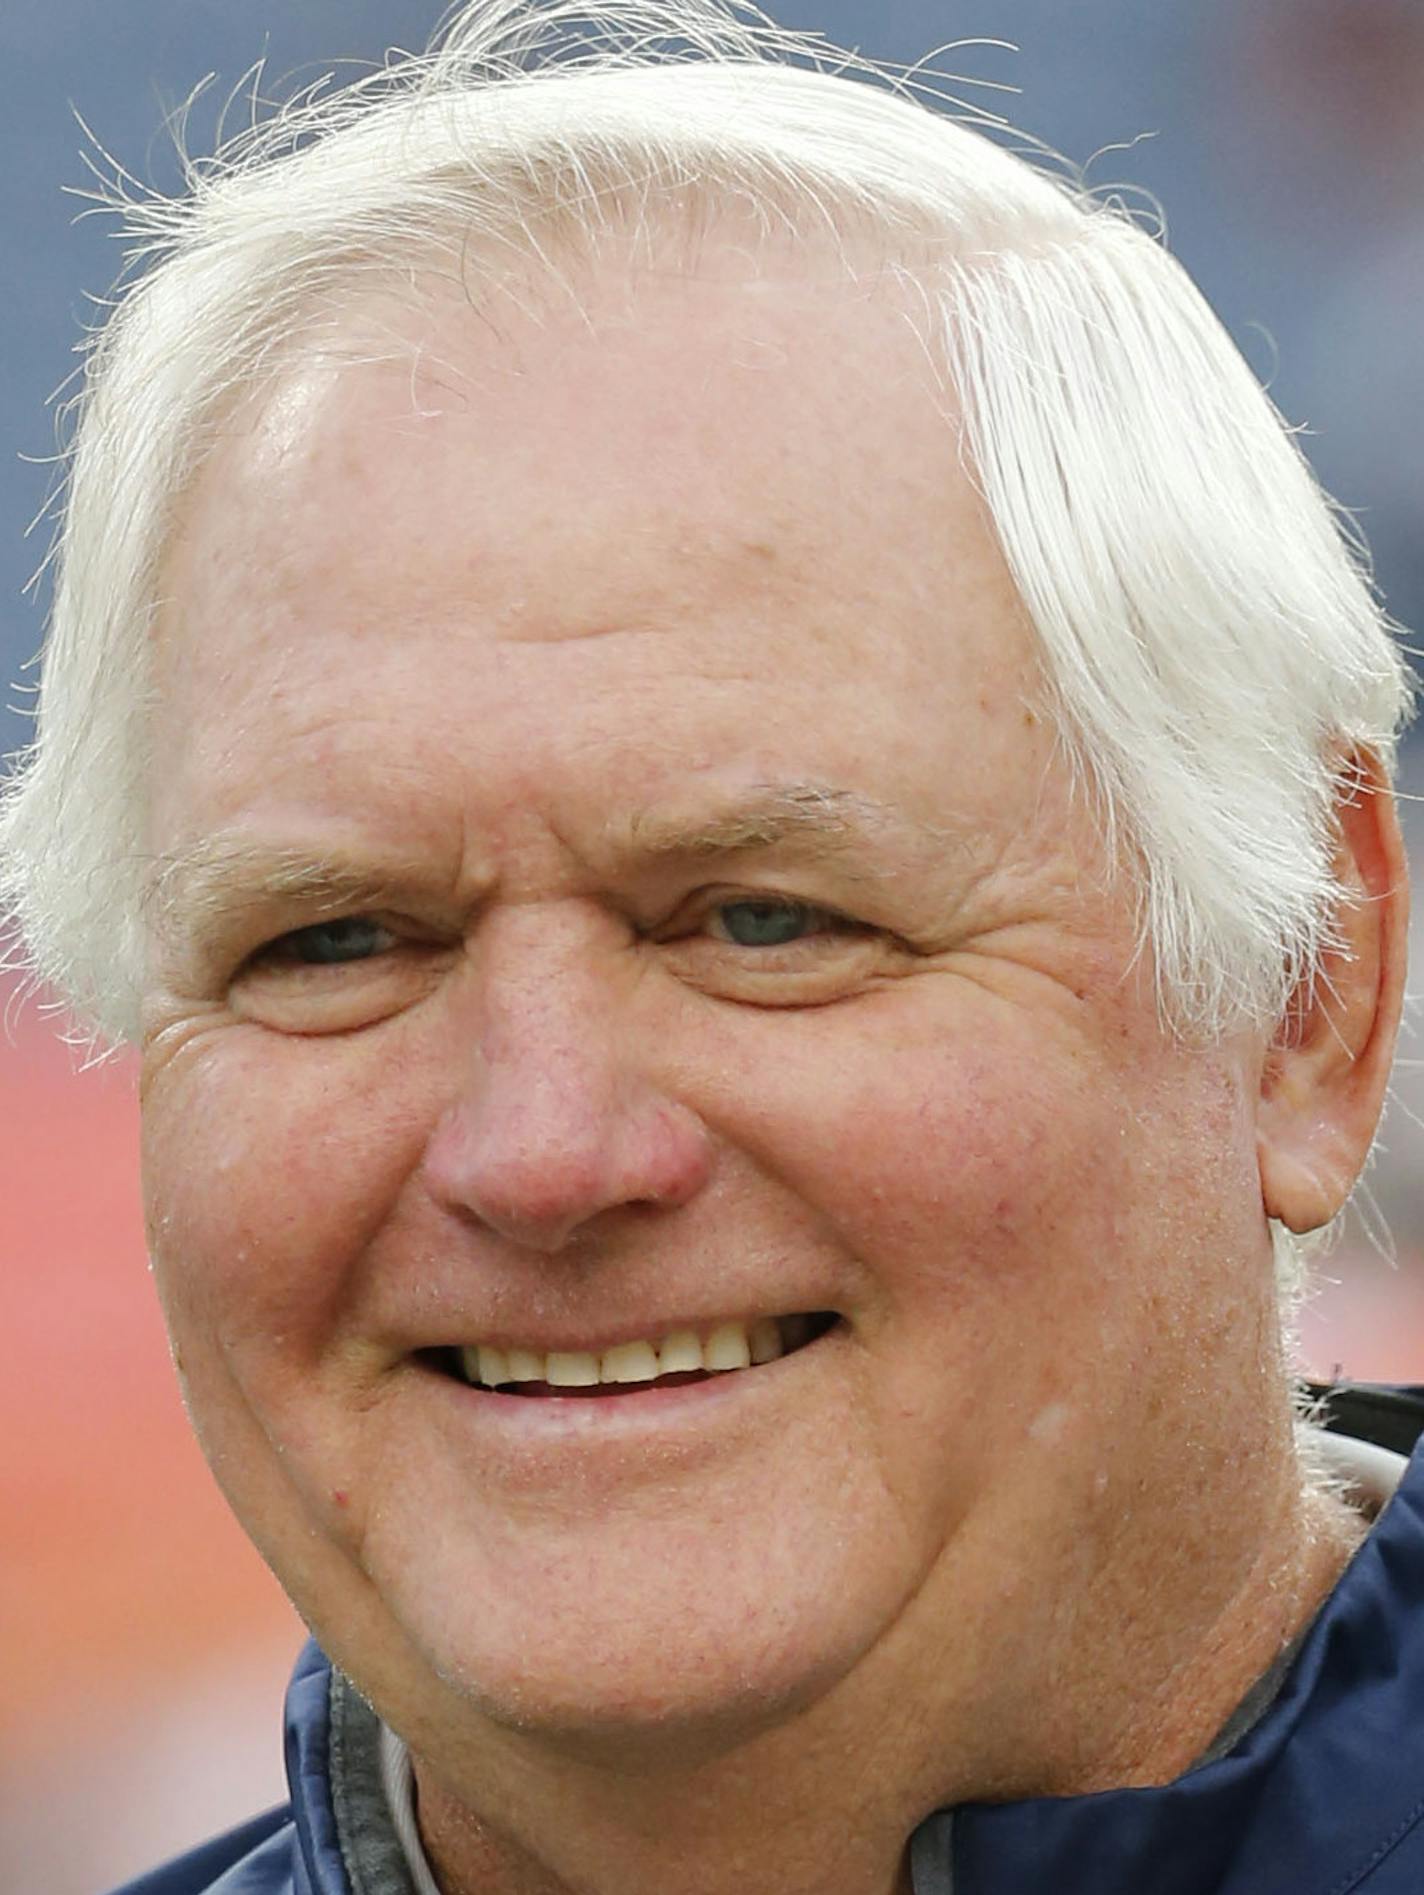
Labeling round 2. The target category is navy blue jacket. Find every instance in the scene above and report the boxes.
[112,1386,1424,1895]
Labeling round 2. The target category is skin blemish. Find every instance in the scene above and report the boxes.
[1028,1402,1071,1445]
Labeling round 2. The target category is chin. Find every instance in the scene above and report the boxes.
[425,1640,838,1768]
[366,1554,883,1770]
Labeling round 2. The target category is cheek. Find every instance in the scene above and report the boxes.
[141,1030,434,1361]
[786,1033,1121,1289]
[713,1008,1262,1345]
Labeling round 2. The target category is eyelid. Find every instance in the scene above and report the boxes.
[225,911,458,1034]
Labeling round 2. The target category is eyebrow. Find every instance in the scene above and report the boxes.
[148,780,955,958]
[145,838,445,962]
[614,781,947,869]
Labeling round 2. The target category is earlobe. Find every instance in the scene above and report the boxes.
[1257,750,1409,1234]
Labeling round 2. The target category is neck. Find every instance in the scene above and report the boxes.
[1089,1468,1366,1789]
[413,1692,929,1895]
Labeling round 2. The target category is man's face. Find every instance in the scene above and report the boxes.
[140,237,1280,1781]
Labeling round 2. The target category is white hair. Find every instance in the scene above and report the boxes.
[0,0,1411,1068]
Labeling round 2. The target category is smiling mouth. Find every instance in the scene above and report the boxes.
[427,1311,841,1399]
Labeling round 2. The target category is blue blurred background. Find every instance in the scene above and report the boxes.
[4,3,1423,1888]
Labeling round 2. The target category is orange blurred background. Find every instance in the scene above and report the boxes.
[0,999,301,1890]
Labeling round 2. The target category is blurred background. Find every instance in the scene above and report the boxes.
[3,0,1424,1887]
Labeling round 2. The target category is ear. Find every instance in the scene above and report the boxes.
[1257,750,1410,1233]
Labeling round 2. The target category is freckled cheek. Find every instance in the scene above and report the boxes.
[141,1039,436,1363]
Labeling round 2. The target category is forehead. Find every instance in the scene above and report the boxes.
[167,240,963,605]
[150,228,1046,861]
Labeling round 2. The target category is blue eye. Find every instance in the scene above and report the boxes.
[282,917,393,965]
[712,900,824,947]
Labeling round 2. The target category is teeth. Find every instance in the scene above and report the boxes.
[704,1322,751,1372]
[477,1345,510,1387]
[545,1351,600,1387]
[458,1315,800,1391]
[749,1317,783,1365]
[601,1340,660,1384]
[658,1329,703,1375]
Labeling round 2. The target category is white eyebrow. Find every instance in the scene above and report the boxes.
[145,836,448,959]
[616,780,953,867]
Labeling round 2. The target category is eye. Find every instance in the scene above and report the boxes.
[657,891,891,1008]
[230,913,452,1033]
[707,899,846,947]
[263,916,397,966]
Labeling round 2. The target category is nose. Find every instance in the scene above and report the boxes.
[420,950,714,1254]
